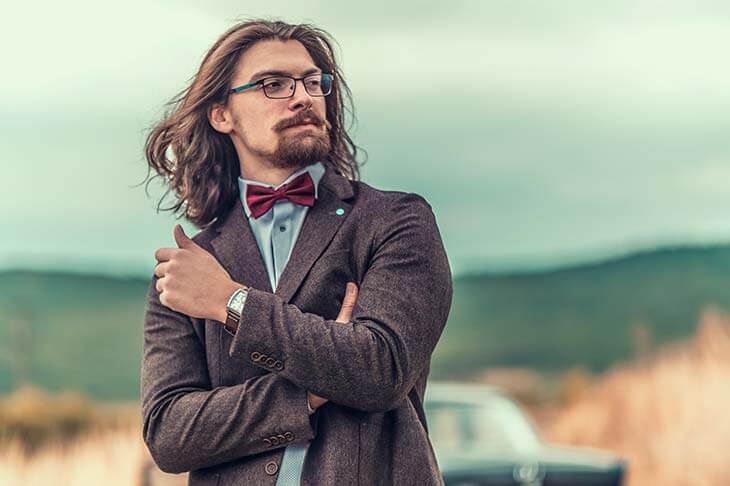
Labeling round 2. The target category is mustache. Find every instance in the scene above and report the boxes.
[276,111,327,131]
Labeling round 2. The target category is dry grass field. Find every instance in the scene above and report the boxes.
[2,307,729,486]
[0,390,184,486]
[542,307,730,486]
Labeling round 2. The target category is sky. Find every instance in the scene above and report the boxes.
[2,1,730,277]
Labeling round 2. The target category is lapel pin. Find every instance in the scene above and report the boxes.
[335,208,345,216]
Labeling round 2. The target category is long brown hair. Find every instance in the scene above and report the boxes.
[141,18,365,229]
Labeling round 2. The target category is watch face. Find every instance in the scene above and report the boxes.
[232,292,245,306]
[229,288,248,312]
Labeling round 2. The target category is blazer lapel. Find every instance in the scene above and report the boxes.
[210,165,355,303]
[274,166,355,302]
[211,199,273,294]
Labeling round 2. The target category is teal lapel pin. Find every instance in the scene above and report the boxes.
[335,208,345,216]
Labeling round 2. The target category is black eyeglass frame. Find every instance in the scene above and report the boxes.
[229,72,334,99]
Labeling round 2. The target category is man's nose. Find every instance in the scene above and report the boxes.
[287,79,314,111]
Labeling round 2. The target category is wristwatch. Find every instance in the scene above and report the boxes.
[224,286,250,335]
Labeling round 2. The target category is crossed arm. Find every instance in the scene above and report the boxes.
[140,193,453,473]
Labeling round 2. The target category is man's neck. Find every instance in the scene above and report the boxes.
[239,160,307,187]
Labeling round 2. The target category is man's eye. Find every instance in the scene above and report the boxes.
[306,79,321,87]
[263,78,290,92]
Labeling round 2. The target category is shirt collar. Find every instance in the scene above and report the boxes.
[238,161,326,218]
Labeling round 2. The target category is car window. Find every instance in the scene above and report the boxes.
[425,395,541,454]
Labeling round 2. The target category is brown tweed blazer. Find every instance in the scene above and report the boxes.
[140,166,453,485]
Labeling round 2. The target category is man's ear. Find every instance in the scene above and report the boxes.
[208,103,233,134]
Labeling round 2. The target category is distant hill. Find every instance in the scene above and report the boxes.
[2,244,729,400]
[432,244,730,377]
[0,272,147,401]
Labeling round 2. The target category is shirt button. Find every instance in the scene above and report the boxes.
[279,225,287,232]
[265,461,279,475]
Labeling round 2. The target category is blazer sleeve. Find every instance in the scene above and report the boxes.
[140,275,317,475]
[227,192,454,413]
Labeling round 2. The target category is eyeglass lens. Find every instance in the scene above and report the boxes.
[262,74,332,99]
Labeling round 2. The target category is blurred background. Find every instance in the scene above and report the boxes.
[2,1,730,485]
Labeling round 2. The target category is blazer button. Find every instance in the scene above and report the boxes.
[276,433,286,443]
[265,357,276,367]
[274,361,284,370]
[263,437,271,447]
[251,351,261,362]
[270,435,279,446]
[265,461,279,476]
[284,431,294,441]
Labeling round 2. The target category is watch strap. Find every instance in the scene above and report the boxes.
[224,309,240,335]
[224,286,249,335]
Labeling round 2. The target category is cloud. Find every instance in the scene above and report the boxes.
[3,1,730,276]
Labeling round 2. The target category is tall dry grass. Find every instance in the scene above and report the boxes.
[544,307,730,486]
[0,387,184,486]
[3,308,730,485]
[0,426,147,486]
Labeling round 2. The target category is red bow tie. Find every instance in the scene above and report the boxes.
[245,171,316,219]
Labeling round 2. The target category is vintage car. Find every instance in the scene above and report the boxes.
[424,382,626,486]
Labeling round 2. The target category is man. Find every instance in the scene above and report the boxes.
[140,19,453,486]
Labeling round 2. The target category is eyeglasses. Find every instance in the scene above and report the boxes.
[229,72,334,99]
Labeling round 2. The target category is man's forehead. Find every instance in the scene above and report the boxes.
[237,40,318,81]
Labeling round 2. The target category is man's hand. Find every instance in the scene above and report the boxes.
[153,224,240,321]
[307,282,359,411]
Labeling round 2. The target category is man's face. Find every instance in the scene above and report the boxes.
[221,39,331,171]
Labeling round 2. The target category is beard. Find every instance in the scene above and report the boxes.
[269,128,331,170]
[243,126,331,172]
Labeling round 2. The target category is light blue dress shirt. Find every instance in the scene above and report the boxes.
[237,160,326,486]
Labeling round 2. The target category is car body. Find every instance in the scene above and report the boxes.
[424,381,626,486]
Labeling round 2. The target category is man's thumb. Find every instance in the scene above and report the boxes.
[343,282,358,308]
[173,224,196,250]
[336,282,359,324]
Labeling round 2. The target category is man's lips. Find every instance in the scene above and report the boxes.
[286,122,318,129]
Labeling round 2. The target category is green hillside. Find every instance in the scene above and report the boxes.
[2,244,729,400]
[431,244,730,377]
[0,272,148,400]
